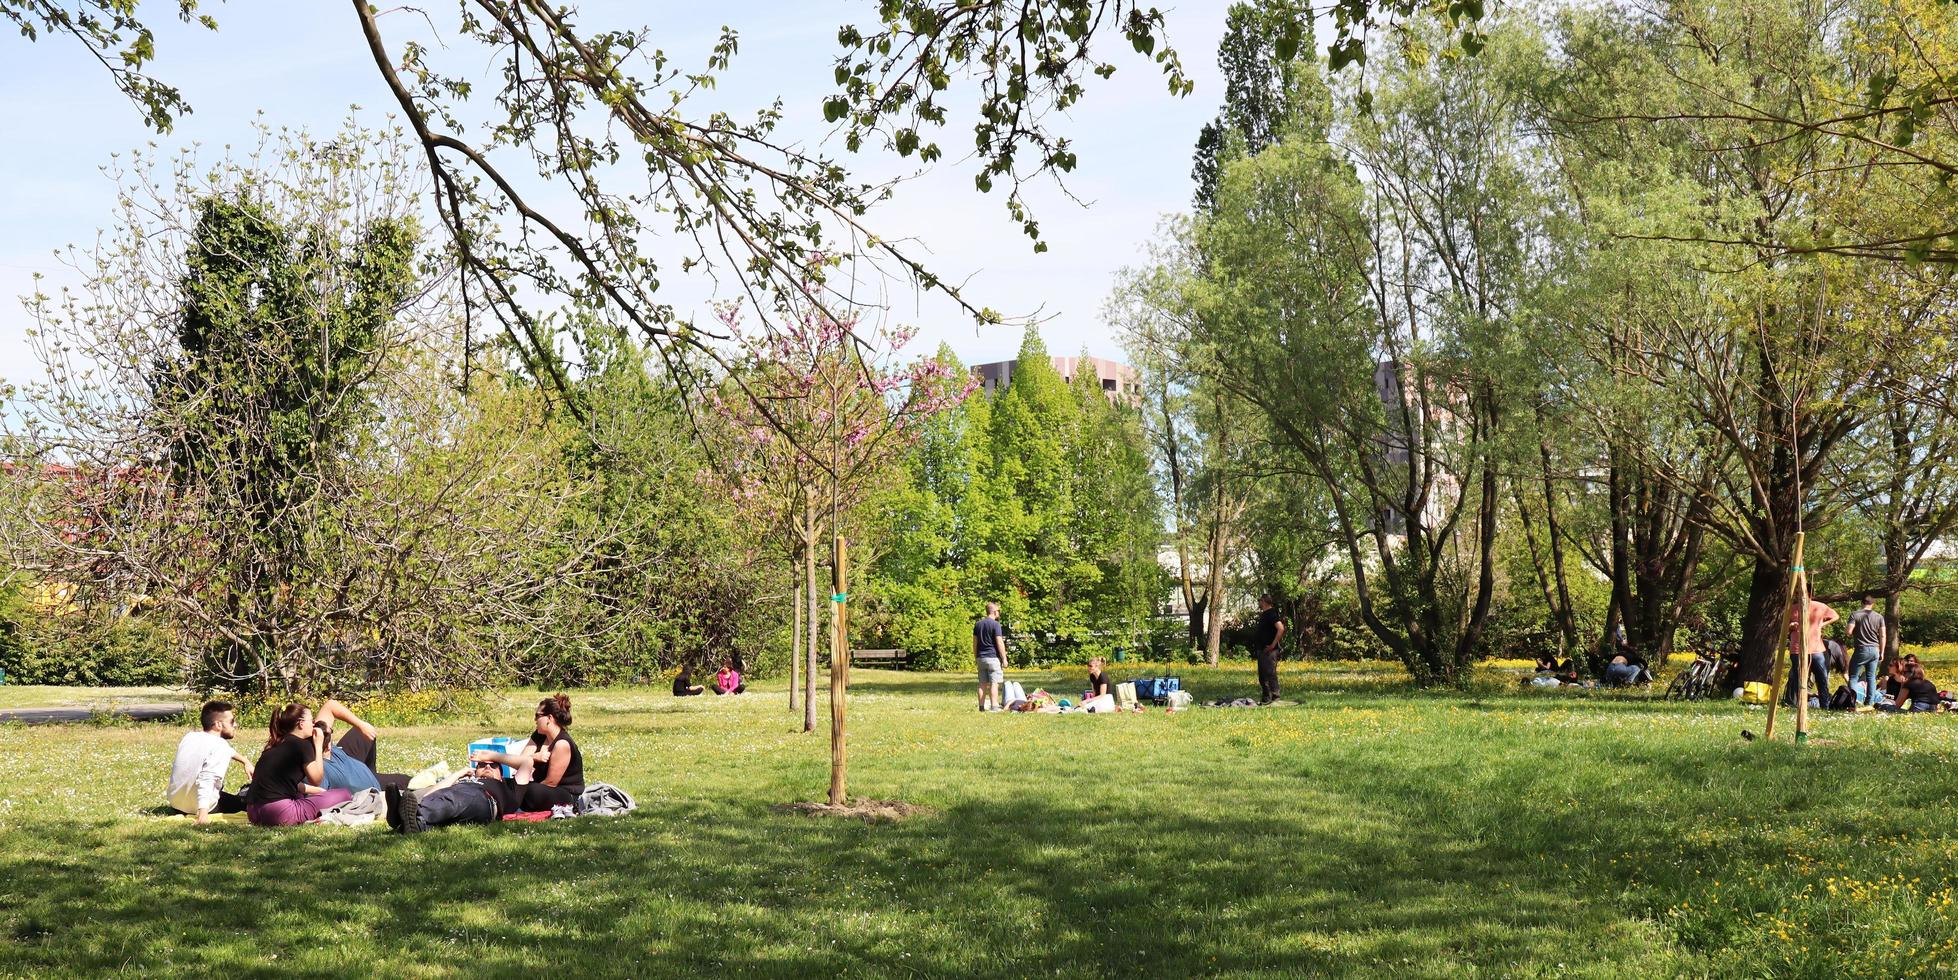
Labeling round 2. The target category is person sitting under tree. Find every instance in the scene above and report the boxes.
[166,700,253,825]
[713,662,745,695]
[1881,662,1942,713]
[1086,657,1112,701]
[468,694,586,812]
[672,664,705,697]
[247,702,352,827]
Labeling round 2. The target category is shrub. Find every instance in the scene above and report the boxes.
[1897,587,1958,645]
[0,603,180,687]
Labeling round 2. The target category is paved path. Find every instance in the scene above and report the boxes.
[0,703,186,725]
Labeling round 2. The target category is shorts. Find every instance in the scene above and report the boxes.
[976,657,1004,684]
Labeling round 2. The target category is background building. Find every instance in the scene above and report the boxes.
[975,355,1140,400]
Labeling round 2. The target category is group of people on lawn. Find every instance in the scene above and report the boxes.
[1788,595,1943,711]
[970,595,1290,711]
[1534,593,1943,710]
[166,693,585,832]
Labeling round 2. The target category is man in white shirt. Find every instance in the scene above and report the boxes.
[166,700,254,824]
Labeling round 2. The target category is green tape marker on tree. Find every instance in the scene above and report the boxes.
[832,593,848,603]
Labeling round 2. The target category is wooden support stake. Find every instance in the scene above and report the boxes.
[828,536,850,806]
[1792,536,1812,742]
[1763,532,1807,743]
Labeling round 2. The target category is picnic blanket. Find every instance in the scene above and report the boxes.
[496,783,637,821]
[318,788,387,827]
[159,811,250,825]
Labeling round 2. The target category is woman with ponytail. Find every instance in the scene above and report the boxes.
[247,703,353,826]
[469,694,585,811]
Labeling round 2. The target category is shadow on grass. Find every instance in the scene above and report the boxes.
[0,774,1708,977]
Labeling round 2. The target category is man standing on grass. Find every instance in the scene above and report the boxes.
[166,700,253,825]
[1787,596,1840,708]
[974,601,1008,712]
[1254,594,1287,704]
[1847,595,1888,706]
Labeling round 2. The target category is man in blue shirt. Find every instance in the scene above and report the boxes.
[974,602,1007,712]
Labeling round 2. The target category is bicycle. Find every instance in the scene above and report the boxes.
[1665,650,1729,701]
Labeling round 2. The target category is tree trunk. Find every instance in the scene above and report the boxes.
[1737,553,1791,683]
[802,514,819,734]
[790,552,802,713]
[1536,441,1581,659]
[828,537,850,806]
[1884,590,1903,663]
[1203,520,1227,666]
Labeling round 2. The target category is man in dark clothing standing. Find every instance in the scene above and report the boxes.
[1846,595,1887,706]
[1254,594,1287,704]
[974,601,1008,712]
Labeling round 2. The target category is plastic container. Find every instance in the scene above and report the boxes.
[468,736,526,778]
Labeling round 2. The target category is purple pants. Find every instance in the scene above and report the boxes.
[247,788,353,826]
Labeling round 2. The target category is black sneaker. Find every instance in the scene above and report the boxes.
[398,788,426,834]
[385,785,404,832]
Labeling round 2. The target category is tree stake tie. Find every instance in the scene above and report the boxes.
[832,592,848,603]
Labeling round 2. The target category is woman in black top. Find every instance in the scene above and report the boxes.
[247,703,354,826]
[471,693,586,811]
[1086,657,1113,700]
[1891,663,1941,712]
[672,665,705,697]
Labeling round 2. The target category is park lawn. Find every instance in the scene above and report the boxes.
[1,664,1956,978]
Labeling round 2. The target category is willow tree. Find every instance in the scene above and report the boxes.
[1545,0,1958,681]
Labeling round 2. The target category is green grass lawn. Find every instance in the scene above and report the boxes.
[2,661,1956,978]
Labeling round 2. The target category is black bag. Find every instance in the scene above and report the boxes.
[1828,684,1857,711]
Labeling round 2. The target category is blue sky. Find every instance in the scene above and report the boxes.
[0,2,1232,386]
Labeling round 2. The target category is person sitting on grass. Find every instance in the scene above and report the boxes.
[1603,649,1649,687]
[1880,662,1941,713]
[247,703,352,827]
[1879,657,1916,707]
[387,759,520,833]
[1085,657,1112,701]
[166,700,253,825]
[713,662,745,695]
[469,694,585,812]
[672,665,705,697]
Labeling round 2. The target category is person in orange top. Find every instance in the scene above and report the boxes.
[1786,597,1839,708]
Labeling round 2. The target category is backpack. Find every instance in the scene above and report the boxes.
[574,783,637,817]
[1828,684,1857,711]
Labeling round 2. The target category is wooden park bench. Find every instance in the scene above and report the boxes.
[851,648,911,670]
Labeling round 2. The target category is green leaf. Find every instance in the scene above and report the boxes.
[1275,22,1301,62]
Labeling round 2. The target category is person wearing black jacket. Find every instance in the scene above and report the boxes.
[1253,595,1287,704]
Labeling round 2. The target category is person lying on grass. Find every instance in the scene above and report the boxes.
[166,700,253,825]
[386,759,519,833]
[469,694,586,812]
[247,703,351,827]
[311,698,411,793]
